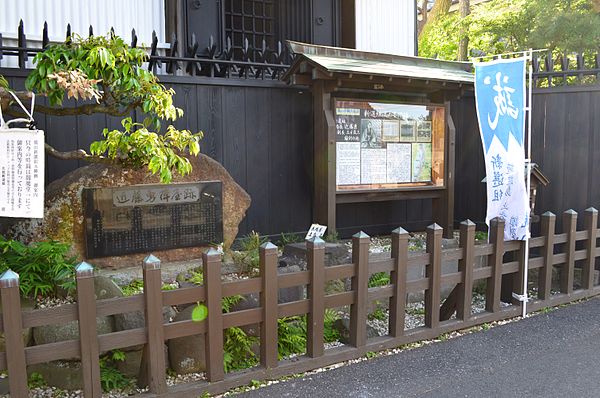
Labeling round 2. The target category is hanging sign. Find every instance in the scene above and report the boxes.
[474,58,529,240]
[0,92,45,218]
[0,128,45,218]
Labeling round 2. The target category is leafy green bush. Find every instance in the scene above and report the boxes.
[278,317,306,359]
[99,350,133,392]
[368,272,391,288]
[0,236,76,298]
[20,32,202,183]
[277,232,302,247]
[232,231,268,275]
[323,309,341,343]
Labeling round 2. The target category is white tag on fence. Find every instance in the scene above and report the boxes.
[0,128,45,218]
[305,223,327,240]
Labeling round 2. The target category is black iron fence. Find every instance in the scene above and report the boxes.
[0,20,293,80]
[532,51,600,87]
[4,21,600,86]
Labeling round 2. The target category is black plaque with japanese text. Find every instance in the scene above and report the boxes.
[82,182,223,258]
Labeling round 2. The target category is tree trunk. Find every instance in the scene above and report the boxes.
[417,0,429,36]
[419,0,452,38]
[458,0,471,61]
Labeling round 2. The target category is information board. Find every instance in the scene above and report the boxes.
[82,182,223,258]
[0,128,45,218]
[335,100,445,191]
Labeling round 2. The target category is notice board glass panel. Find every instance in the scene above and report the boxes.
[334,99,445,191]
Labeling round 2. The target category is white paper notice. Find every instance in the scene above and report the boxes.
[336,142,361,185]
[360,149,387,184]
[386,143,412,183]
[0,128,45,218]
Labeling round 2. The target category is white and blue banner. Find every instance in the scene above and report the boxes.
[475,58,529,240]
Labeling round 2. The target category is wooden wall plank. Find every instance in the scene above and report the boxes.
[244,88,271,234]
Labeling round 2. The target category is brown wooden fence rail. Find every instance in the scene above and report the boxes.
[1,208,600,397]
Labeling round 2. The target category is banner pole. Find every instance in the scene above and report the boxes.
[522,49,534,317]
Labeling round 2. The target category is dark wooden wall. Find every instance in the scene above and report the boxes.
[454,86,600,230]
[1,69,448,238]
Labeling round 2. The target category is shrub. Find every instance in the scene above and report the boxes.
[0,236,76,298]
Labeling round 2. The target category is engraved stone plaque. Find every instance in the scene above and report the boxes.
[82,182,223,258]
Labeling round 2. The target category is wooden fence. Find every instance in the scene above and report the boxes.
[1,208,599,397]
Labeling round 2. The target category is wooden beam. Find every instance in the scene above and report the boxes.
[312,81,336,231]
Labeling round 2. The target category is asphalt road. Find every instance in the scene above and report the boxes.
[238,297,600,398]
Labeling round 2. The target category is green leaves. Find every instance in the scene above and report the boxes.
[89,117,203,183]
[419,0,600,59]
[0,75,10,89]
[0,236,76,298]
[25,32,181,122]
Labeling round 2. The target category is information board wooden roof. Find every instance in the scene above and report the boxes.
[283,41,474,86]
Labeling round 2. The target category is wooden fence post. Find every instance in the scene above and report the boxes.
[0,270,27,397]
[425,224,442,329]
[76,262,102,397]
[583,207,598,290]
[389,227,408,337]
[486,218,504,312]
[306,237,325,358]
[204,248,224,381]
[350,231,369,348]
[561,210,577,294]
[539,212,556,300]
[260,242,279,368]
[141,255,167,394]
[457,220,475,321]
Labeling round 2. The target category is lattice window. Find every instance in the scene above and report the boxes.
[224,0,276,60]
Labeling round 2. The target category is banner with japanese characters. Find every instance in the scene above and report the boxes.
[475,58,529,240]
[0,128,45,218]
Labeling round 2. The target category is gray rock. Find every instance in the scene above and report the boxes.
[114,306,176,351]
[116,349,143,378]
[0,377,8,395]
[115,306,176,331]
[278,264,305,304]
[333,318,380,344]
[283,242,351,267]
[28,361,83,390]
[167,306,206,374]
[0,297,34,352]
[33,316,114,352]
[231,294,260,337]
[94,275,124,300]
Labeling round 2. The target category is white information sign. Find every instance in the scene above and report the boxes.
[0,128,45,218]
[305,223,327,240]
[336,142,361,185]
[386,143,412,183]
[360,149,387,184]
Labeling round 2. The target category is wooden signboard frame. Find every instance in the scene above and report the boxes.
[283,42,473,238]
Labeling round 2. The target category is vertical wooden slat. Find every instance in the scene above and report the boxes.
[260,242,279,368]
[561,210,577,294]
[389,227,408,337]
[583,207,598,290]
[486,218,504,312]
[141,255,167,394]
[539,212,556,300]
[306,237,325,357]
[425,224,442,329]
[76,262,102,397]
[457,220,475,320]
[349,231,369,347]
[204,249,225,381]
[0,270,27,397]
